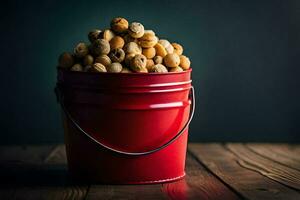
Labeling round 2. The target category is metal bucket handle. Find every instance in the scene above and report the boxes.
[55,85,195,156]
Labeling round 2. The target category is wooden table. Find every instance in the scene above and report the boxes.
[0,143,299,199]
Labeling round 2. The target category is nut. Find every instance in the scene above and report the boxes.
[146,59,154,71]
[109,48,125,63]
[101,29,115,41]
[58,52,74,68]
[139,30,158,48]
[74,42,89,58]
[83,54,94,66]
[158,39,174,54]
[179,55,191,70]
[83,65,92,72]
[153,56,163,64]
[169,66,183,72]
[110,17,129,33]
[154,43,167,57]
[128,22,144,38]
[124,53,136,67]
[142,47,156,59]
[91,63,107,72]
[172,43,183,55]
[123,34,138,43]
[130,54,147,72]
[107,62,123,73]
[121,67,132,73]
[124,42,142,54]
[150,64,168,73]
[163,53,180,68]
[91,39,110,55]
[70,63,83,71]
[95,55,111,66]
[88,29,101,43]
[109,36,125,49]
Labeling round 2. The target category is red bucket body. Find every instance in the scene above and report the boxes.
[57,69,192,184]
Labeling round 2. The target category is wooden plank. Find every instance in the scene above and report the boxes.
[262,144,300,163]
[189,143,300,200]
[86,153,240,200]
[246,144,300,171]
[227,143,300,190]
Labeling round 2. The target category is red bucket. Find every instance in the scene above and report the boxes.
[55,69,194,184]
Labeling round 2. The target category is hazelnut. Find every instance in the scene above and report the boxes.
[95,55,111,67]
[163,53,180,68]
[101,29,115,41]
[74,42,89,58]
[83,54,94,66]
[130,54,147,72]
[88,29,101,43]
[123,34,138,44]
[91,39,110,55]
[124,53,136,67]
[153,56,163,64]
[139,31,158,48]
[91,63,107,72]
[169,66,183,72]
[70,63,83,72]
[109,36,125,49]
[142,47,156,59]
[109,48,125,63]
[58,52,74,68]
[124,42,142,54]
[107,62,123,73]
[150,64,168,73]
[180,55,191,70]
[121,67,132,73]
[146,59,155,71]
[128,22,144,38]
[154,43,167,57]
[158,39,174,54]
[172,43,183,55]
[110,17,129,33]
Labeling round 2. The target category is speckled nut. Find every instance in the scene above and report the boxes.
[123,34,138,44]
[70,63,83,71]
[110,17,128,33]
[88,29,101,43]
[109,36,125,49]
[101,29,115,41]
[180,55,191,70]
[74,42,89,58]
[92,39,110,55]
[158,39,174,54]
[128,22,144,38]
[142,47,156,59]
[169,66,183,72]
[172,43,183,55]
[164,53,180,68]
[58,52,74,68]
[109,48,125,63]
[91,63,107,72]
[150,64,168,73]
[154,43,167,57]
[139,31,158,48]
[130,54,147,72]
[107,62,123,73]
[124,53,135,67]
[153,56,163,64]
[124,42,142,54]
[146,59,154,71]
[83,54,94,66]
[95,55,111,67]
[121,67,132,73]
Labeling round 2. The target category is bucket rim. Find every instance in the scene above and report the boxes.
[57,68,192,76]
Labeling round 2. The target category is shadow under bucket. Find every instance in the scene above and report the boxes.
[55,69,194,184]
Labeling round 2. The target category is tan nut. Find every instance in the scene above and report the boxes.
[91,63,107,72]
[109,36,125,49]
[163,53,180,68]
[83,54,94,66]
[124,53,136,67]
[74,42,89,58]
[92,39,110,55]
[179,55,191,70]
[172,43,183,55]
[101,29,115,41]
[153,56,163,64]
[146,59,155,71]
[130,54,147,72]
[70,63,83,72]
[124,42,142,54]
[150,64,168,73]
[121,67,132,73]
[154,43,167,57]
[95,55,111,67]
[109,48,125,63]
[128,22,144,38]
[110,17,128,33]
[88,29,101,43]
[169,66,183,72]
[158,39,173,54]
[123,34,138,43]
[58,52,74,69]
[107,62,123,73]
[139,31,158,48]
[142,47,156,59]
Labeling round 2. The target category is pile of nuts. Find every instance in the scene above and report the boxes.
[57,17,191,73]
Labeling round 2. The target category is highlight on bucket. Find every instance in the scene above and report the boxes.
[55,17,194,184]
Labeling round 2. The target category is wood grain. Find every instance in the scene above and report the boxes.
[246,144,300,171]
[188,143,300,200]
[227,143,300,190]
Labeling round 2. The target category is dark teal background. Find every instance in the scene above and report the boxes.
[0,0,299,144]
